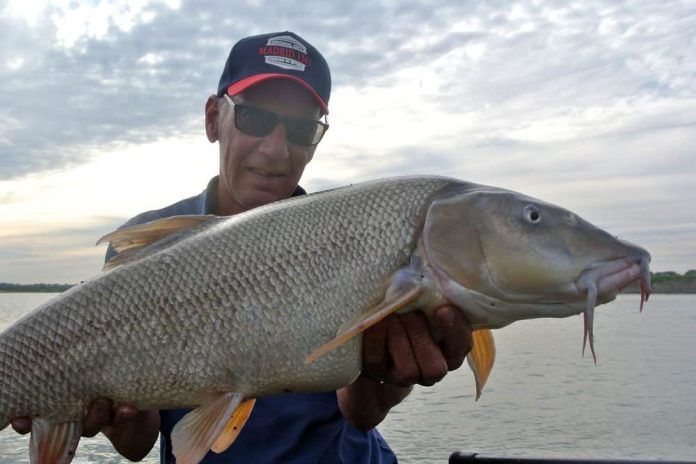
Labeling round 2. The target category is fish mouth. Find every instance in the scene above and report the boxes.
[574,255,652,363]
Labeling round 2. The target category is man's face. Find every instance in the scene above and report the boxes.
[208,79,321,215]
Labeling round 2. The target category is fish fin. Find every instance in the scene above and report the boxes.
[305,286,423,364]
[171,392,243,464]
[466,329,496,401]
[29,419,82,464]
[98,215,219,270]
[211,398,256,453]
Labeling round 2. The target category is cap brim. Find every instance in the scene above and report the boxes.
[227,74,329,114]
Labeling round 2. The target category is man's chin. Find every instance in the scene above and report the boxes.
[242,189,290,210]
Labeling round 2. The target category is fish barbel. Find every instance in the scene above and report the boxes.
[0,176,651,463]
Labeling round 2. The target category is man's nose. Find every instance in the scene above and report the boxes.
[258,123,289,159]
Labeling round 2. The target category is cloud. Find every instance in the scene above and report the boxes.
[1,0,695,281]
[0,1,213,179]
[2,0,693,179]
[0,219,122,283]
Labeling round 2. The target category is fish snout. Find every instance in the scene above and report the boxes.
[575,248,651,362]
[575,247,651,305]
[618,245,652,305]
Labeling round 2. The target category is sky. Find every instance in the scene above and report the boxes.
[0,0,694,284]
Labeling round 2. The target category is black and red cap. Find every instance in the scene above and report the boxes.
[216,31,331,114]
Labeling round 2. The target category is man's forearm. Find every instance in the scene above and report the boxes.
[337,375,413,431]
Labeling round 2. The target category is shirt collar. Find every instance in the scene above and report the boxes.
[202,176,307,215]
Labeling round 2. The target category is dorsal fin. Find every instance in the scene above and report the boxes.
[97,215,219,271]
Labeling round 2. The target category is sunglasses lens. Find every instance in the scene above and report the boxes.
[233,104,327,146]
[235,106,277,137]
[286,119,325,146]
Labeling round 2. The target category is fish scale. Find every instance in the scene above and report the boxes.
[0,176,652,464]
[0,177,448,426]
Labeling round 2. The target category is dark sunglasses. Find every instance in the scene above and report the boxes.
[224,94,328,146]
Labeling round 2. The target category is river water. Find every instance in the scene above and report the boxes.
[0,293,694,463]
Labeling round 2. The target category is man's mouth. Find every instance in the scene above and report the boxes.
[248,167,285,179]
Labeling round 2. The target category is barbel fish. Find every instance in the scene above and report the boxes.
[0,176,651,463]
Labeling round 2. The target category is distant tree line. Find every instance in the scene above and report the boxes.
[0,282,75,293]
[621,270,696,294]
[651,270,696,283]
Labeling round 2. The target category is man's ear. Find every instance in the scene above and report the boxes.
[205,95,220,143]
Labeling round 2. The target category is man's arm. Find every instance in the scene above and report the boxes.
[337,305,473,430]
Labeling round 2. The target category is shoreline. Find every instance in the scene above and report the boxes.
[621,280,696,294]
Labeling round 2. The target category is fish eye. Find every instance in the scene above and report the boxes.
[523,205,542,224]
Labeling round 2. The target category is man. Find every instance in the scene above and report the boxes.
[13,31,472,463]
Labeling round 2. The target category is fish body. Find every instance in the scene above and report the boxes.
[0,176,651,463]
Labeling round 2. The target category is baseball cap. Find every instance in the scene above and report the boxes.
[217,31,331,114]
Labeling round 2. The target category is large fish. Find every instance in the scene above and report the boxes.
[0,176,651,464]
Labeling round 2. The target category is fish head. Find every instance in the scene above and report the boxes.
[422,184,651,329]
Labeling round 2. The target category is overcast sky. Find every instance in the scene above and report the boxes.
[1,0,694,284]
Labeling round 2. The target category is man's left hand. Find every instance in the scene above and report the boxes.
[337,304,472,430]
[362,305,472,386]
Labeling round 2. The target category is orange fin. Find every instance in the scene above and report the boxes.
[466,329,496,401]
[171,392,243,464]
[305,286,422,364]
[211,398,256,453]
[29,419,82,464]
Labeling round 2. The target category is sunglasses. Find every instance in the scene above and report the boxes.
[224,94,329,146]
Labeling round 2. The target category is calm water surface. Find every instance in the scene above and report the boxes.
[0,293,694,463]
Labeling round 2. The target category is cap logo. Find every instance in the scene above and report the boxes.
[258,35,311,72]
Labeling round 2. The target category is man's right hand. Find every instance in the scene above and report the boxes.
[10,398,160,462]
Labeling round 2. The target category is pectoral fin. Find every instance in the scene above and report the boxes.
[305,286,422,364]
[211,398,256,453]
[466,329,496,401]
[171,392,244,464]
[29,419,82,464]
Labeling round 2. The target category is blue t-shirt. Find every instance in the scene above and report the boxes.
[108,177,397,464]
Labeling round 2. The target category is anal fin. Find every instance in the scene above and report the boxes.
[171,392,243,464]
[305,286,422,364]
[211,398,256,453]
[29,419,82,464]
[466,329,496,401]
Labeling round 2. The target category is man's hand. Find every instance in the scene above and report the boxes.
[362,305,472,386]
[338,304,472,430]
[10,399,160,462]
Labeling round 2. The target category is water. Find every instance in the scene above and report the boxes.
[380,294,696,463]
[0,293,694,463]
